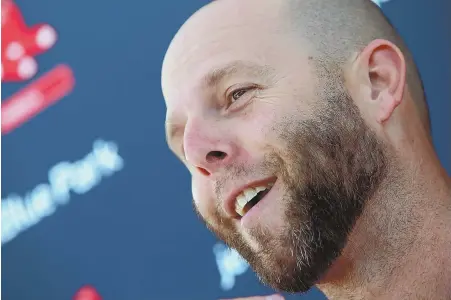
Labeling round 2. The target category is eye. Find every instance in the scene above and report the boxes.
[228,86,259,106]
[231,88,248,102]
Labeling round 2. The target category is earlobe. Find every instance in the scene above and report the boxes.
[375,90,396,123]
[359,39,407,124]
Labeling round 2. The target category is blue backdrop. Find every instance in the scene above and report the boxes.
[2,0,450,299]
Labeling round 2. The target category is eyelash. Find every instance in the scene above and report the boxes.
[230,88,248,102]
[227,86,257,106]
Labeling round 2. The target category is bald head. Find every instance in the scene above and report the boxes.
[164,0,429,132]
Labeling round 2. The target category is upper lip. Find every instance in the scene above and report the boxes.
[223,176,277,219]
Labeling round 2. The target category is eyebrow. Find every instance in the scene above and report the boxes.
[202,60,275,88]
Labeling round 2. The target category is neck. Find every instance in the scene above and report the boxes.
[317,148,451,300]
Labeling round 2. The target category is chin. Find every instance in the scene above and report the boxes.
[253,252,318,293]
[241,213,349,293]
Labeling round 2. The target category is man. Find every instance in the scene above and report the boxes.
[161,0,451,299]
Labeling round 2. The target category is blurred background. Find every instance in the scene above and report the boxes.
[1,0,450,299]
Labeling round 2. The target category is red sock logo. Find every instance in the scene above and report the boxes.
[1,0,75,134]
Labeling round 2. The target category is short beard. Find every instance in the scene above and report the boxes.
[198,77,388,293]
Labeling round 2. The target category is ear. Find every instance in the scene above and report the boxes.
[351,39,406,124]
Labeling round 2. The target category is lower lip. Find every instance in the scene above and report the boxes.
[240,180,277,228]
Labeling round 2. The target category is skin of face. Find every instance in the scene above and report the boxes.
[162,0,451,296]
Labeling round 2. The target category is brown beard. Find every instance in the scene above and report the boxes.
[194,78,388,293]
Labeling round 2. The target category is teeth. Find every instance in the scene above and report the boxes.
[235,205,245,217]
[255,186,267,192]
[234,185,270,217]
[236,194,248,208]
[243,189,255,200]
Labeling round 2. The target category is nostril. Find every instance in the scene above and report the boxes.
[206,150,227,163]
[197,167,210,176]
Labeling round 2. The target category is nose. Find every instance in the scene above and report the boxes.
[183,120,235,176]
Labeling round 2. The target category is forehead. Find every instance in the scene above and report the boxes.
[164,26,282,85]
[161,0,312,112]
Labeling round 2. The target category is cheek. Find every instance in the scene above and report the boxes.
[191,177,217,220]
[238,103,280,145]
[243,100,292,153]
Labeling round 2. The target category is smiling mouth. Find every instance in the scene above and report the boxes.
[234,183,274,217]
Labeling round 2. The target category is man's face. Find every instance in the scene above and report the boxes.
[162,2,387,292]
